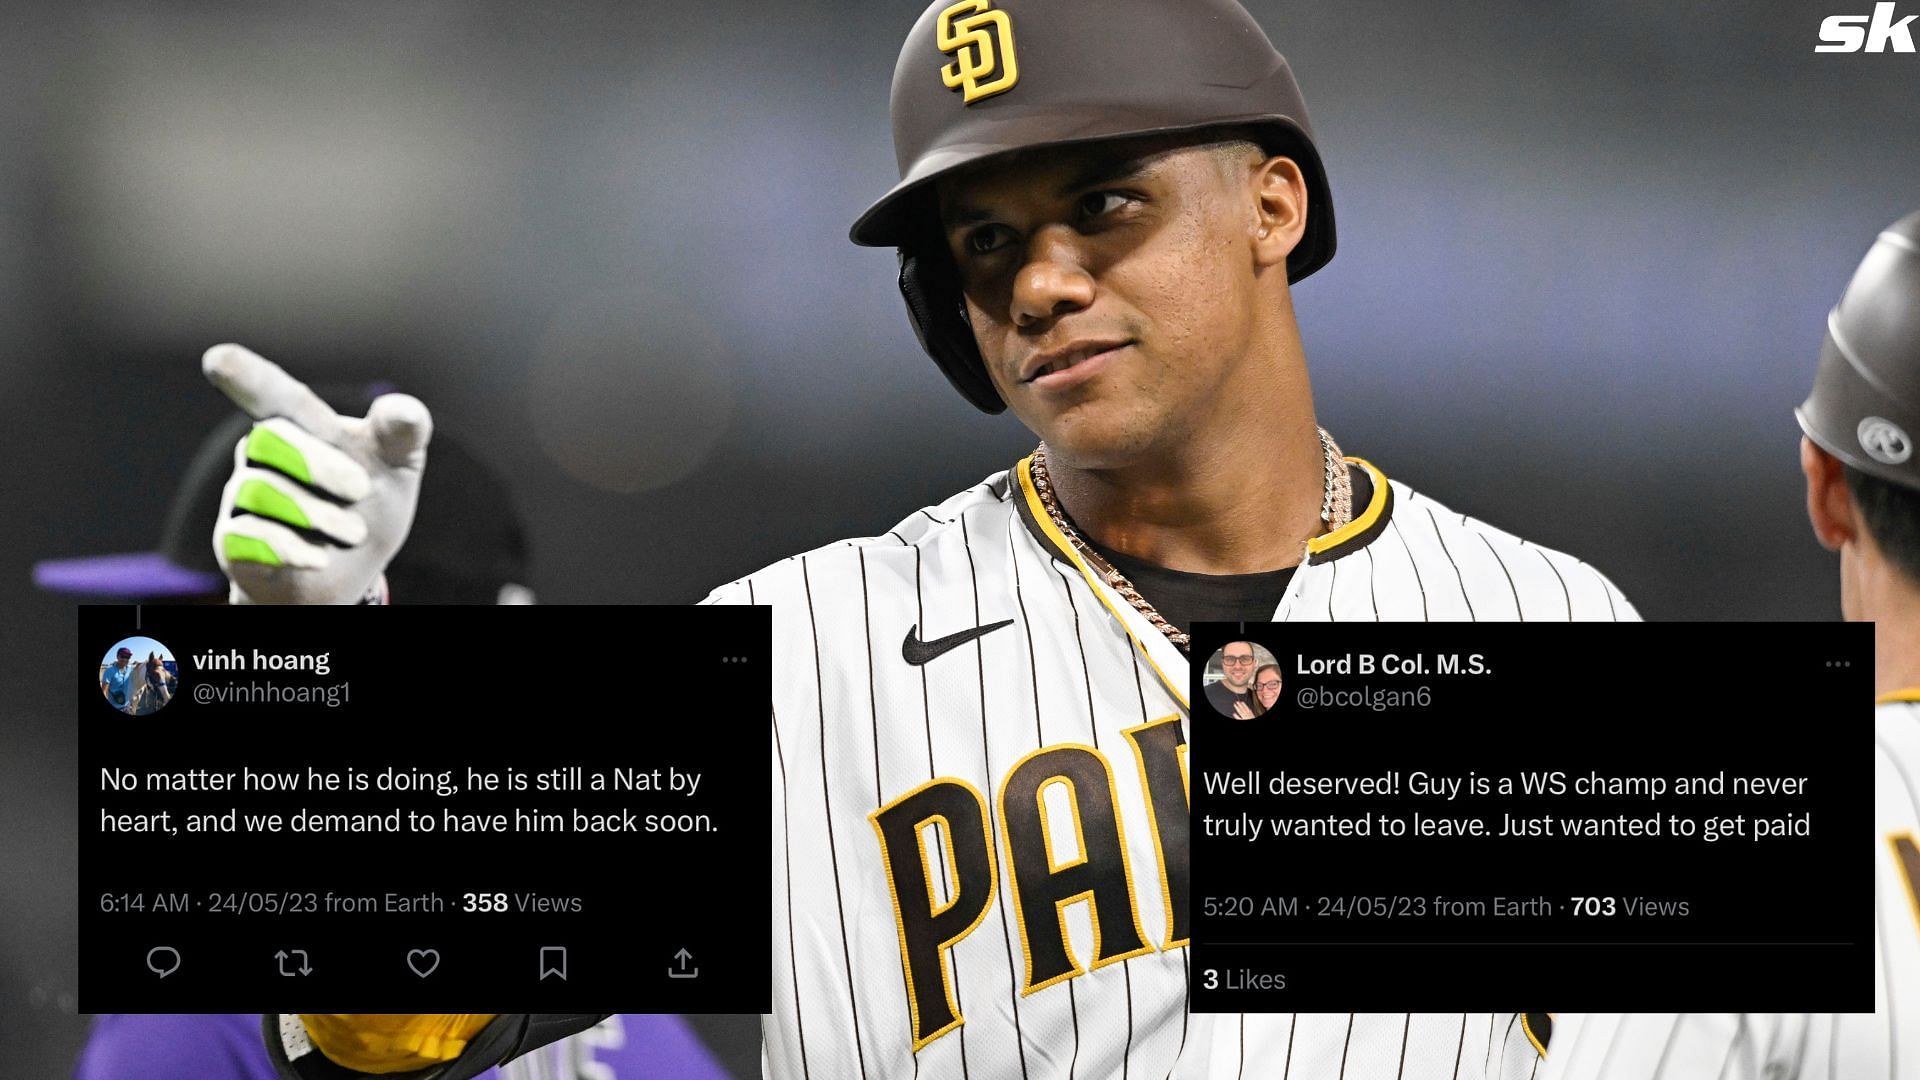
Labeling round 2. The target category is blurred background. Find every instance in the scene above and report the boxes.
[4,0,1915,1073]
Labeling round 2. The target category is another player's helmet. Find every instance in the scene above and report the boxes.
[1797,211,1920,491]
[35,399,534,605]
[850,0,1334,414]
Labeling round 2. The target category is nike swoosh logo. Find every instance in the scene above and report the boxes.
[902,620,1015,666]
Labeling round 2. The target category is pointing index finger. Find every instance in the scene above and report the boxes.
[202,343,346,443]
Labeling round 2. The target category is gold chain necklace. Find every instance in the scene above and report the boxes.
[1029,427,1353,653]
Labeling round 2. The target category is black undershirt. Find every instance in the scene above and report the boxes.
[1041,463,1372,636]
[1078,537,1296,637]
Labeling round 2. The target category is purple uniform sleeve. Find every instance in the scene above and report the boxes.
[503,1014,733,1080]
[74,1015,501,1080]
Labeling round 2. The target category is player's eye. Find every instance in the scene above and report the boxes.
[964,225,1014,256]
[1075,191,1133,221]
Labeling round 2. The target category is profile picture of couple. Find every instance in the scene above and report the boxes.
[1204,641,1281,720]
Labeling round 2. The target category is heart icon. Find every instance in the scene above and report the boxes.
[406,949,440,978]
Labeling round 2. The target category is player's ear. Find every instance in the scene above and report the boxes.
[1801,436,1856,552]
[1248,154,1308,271]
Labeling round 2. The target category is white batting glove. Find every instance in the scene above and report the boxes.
[202,343,432,605]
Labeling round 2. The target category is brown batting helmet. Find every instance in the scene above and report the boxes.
[1797,212,1920,490]
[851,0,1335,414]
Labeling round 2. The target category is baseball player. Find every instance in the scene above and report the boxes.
[1540,215,1920,1079]
[198,1,1638,1077]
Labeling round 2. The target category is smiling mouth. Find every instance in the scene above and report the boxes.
[1022,341,1132,384]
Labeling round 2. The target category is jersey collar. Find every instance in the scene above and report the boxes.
[1878,688,1920,704]
[1306,458,1394,564]
[1009,453,1399,712]
[1012,454,1396,571]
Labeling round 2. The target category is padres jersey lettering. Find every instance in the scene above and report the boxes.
[871,778,997,1048]
[1540,697,1920,1080]
[714,456,1638,1079]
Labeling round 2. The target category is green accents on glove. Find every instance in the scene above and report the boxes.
[246,425,312,485]
[222,533,283,567]
[234,478,311,530]
[204,345,431,603]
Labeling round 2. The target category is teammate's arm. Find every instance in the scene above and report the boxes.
[190,352,608,1078]
[195,355,750,1077]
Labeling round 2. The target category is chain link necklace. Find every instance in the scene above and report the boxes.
[1028,428,1353,653]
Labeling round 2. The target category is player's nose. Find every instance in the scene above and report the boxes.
[1010,227,1095,329]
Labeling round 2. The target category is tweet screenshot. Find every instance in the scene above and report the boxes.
[1188,622,1874,1013]
[79,604,770,1012]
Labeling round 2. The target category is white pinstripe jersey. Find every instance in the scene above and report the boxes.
[1538,698,1920,1080]
[710,455,1640,1080]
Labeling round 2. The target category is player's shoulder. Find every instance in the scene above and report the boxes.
[1381,475,1641,622]
[1388,479,1552,553]
[696,470,1016,606]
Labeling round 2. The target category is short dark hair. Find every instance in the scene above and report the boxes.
[1847,466,1920,585]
